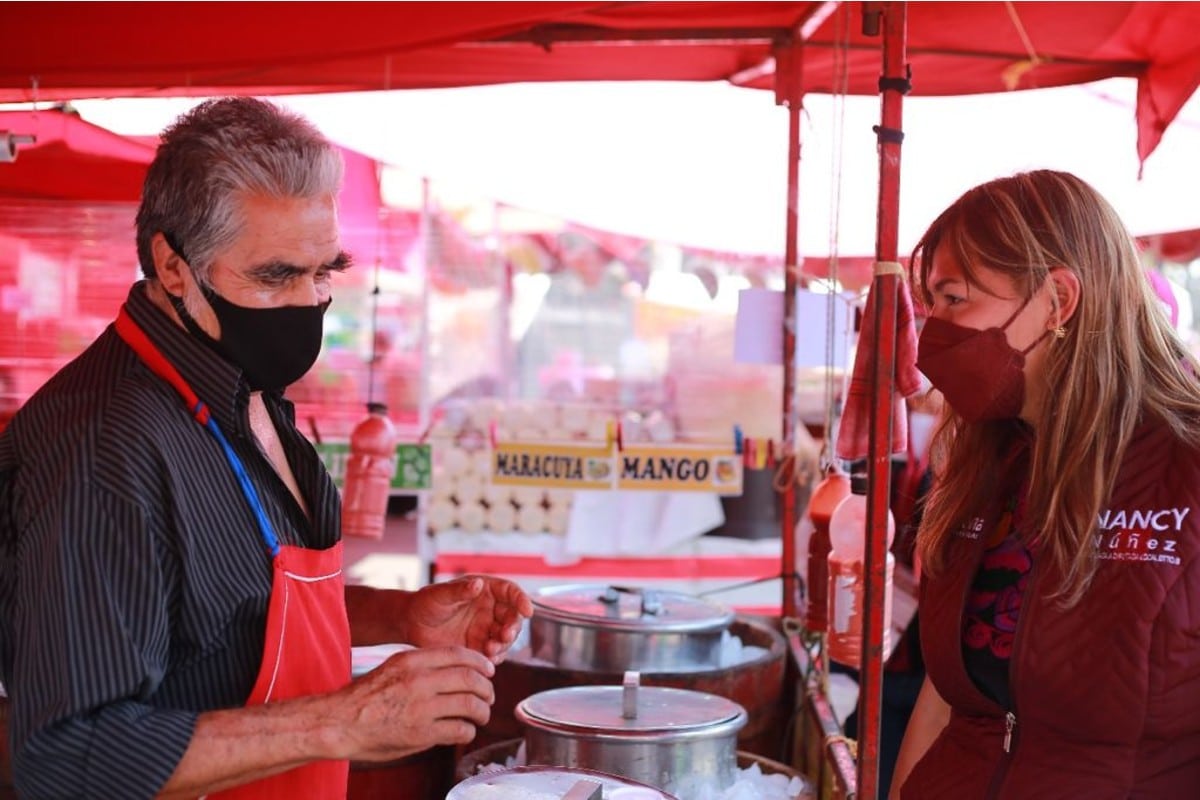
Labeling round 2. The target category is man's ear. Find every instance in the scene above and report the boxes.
[1045,267,1081,330]
[151,233,187,296]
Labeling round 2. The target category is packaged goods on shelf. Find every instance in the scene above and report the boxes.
[427,499,457,532]
[516,504,548,534]
[546,505,570,536]
[486,502,517,533]
[455,474,484,505]
[458,502,487,533]
[427,398,588,537]
[484,482,514,507]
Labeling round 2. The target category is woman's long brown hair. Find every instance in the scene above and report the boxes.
[910,170,1200,604]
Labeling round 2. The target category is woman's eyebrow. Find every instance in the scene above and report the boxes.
[930,277,964,293]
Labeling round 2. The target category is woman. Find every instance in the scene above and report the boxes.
[890,170,1200,799]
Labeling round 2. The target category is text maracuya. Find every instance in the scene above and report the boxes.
[494,452,584,481]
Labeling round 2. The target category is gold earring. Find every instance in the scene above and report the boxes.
[1053,326,1067,339]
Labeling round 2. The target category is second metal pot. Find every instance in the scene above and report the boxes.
[515,673,748,792]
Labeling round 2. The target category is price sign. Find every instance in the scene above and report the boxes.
[617,444,743,495]
[491,441,615,489]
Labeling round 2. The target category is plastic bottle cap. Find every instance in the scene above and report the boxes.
[808,467,851,526]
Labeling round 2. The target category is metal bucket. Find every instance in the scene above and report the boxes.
[479,616,790,761]
[530,585,735,673]
[516,677,747,791]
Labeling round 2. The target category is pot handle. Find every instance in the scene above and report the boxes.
[622,670,640,719]
[599,585,663,617]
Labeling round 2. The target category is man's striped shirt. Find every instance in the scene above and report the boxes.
[0,281,340,798]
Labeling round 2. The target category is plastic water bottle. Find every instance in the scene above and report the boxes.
[802,465,851,633]
[341,402,397,539]
[827,472,895,668]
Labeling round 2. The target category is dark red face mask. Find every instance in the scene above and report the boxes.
[916,298,1048,423]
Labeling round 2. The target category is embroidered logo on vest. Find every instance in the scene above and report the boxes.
[953,516,985,540]
[1093,506,1188,566]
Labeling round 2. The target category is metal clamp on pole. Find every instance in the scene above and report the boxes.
[0,132,36,163]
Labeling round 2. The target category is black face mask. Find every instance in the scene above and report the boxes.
[162,235,329,392]
[168,287,329,392]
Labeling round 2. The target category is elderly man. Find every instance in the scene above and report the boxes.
[0,97,532,799]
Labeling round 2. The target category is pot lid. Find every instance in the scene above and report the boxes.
[516,684,748,740]
[448,765,677,800]
[532,584,735,633]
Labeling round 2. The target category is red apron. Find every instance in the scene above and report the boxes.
[115,307,352,798]
[208,543,351,799]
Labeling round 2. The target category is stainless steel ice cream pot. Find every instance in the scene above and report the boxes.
[529,584,735,673]
[515,673,748,791]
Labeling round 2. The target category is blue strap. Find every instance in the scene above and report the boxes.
[197,401,282,558]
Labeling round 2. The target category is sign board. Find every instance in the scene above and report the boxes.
[490,441,614,490]
[314,442,432,492]
[489,441,744,494]
[616,444,744,495]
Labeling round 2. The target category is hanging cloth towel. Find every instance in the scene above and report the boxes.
[835,262,922,461]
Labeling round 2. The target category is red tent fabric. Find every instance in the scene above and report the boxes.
[0,109,156,201]
[2,2,1198,164]
[1139,228,1200,264]
[0,110,386,248]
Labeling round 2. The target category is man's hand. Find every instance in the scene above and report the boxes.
[333,646,496,763]
[406,576,533,662]
[159,646,496,795]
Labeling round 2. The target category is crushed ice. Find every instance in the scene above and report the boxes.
[469,744,810,800]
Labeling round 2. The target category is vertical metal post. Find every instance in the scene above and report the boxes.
[417,177,435,583]
[859,3,908,798]
[776,38,804,621]
[493,201,515,400]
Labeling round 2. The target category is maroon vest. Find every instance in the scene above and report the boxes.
[902,420,1200,799]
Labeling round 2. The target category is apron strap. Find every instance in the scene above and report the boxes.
[116,307,209,424]
[115,305,281,557]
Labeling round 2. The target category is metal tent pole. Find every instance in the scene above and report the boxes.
[776,37,805,621]
[858,3,908,798]
[772,1,842,622]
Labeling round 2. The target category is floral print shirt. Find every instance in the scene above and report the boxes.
[961,487,1033,709]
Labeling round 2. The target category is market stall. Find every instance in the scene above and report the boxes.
[3,3,1199,798]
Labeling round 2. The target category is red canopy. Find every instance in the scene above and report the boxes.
[0,109,155,201]
[0,109,384,242]
[1139,228,1200,264]
[2,2,1198,164]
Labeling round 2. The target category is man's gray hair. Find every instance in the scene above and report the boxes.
[135,97,344,282]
